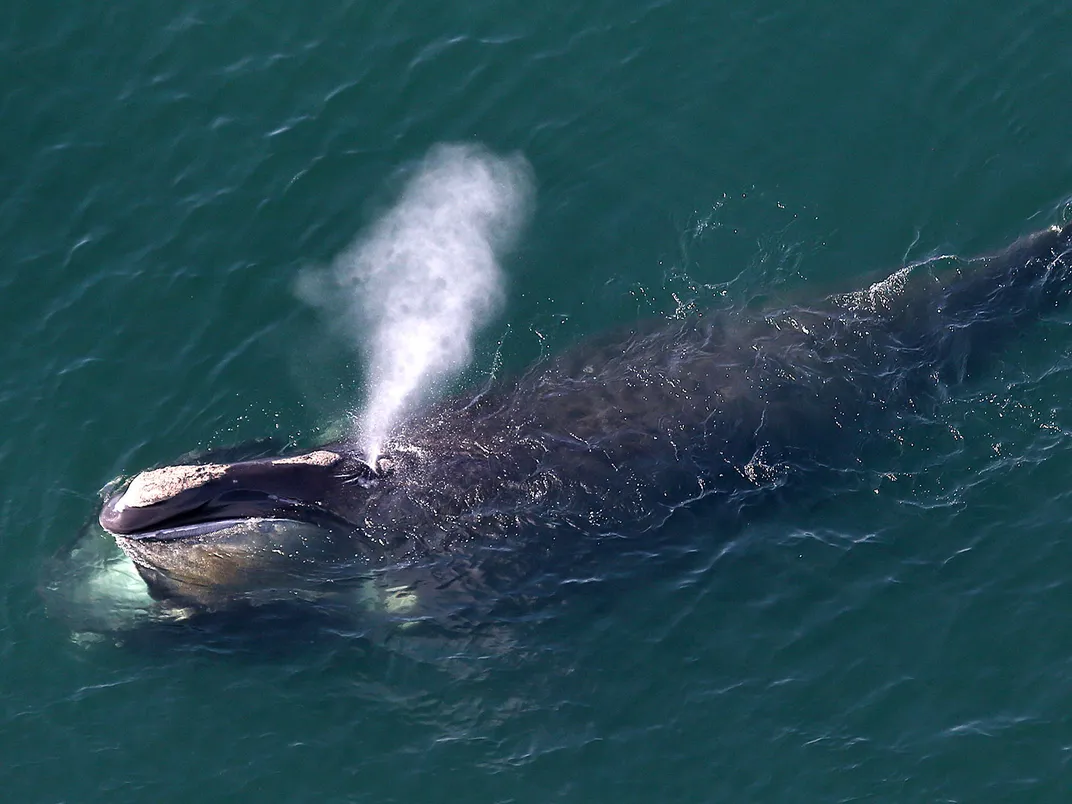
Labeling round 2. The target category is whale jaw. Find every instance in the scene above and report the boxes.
[96,448,391,606]
[96,447,383,538]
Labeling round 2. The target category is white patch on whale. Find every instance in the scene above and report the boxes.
[271,449,341,467]
[119,463,230,509]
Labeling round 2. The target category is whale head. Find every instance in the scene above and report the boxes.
[96,447,398,608]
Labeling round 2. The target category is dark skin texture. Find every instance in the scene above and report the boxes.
[101,222,1072,610]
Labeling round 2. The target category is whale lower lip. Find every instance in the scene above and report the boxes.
[109,517,295,542]
[98,488,337,539]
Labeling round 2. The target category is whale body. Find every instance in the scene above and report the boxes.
[96,221,1072,619]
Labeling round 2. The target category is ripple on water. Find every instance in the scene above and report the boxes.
[6,0,1072,801]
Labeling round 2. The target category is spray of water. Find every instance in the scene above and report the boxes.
[303,144,533,463]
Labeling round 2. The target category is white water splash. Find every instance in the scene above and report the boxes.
[304,144,533,463]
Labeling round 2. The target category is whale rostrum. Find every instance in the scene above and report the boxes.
[97,221,1072,614]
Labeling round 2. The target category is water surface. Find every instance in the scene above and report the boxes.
[4,1,1072,801]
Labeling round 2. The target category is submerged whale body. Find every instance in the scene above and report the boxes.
[95,221,1072,621]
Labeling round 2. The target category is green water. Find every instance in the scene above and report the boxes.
[5,1,1072,800]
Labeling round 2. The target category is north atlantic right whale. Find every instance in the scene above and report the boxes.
[93,220,1072,622]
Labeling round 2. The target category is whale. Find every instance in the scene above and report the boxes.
[94,220,1072,621]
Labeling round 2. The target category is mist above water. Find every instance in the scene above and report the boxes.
[303,144,533,463]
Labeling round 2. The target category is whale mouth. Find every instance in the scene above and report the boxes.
[98,448,374,542]
[107,514,343,543]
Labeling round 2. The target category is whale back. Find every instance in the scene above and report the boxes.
[395,222,1072,540]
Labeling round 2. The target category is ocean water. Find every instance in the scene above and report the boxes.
[5,1,1072,801]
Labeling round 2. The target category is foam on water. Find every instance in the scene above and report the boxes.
[303,144,533,463]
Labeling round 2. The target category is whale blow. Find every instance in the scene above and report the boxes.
[299,144,533,465]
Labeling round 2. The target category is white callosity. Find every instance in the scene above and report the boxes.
[270,450,341,467]
[118,463,230,509]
